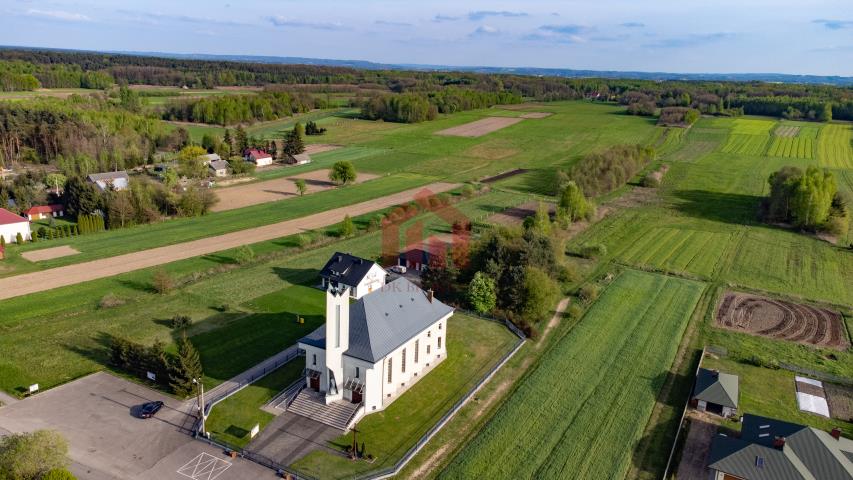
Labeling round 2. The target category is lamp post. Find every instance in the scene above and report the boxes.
[193,378,206,436]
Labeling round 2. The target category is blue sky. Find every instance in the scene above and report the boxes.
[2,0,852,76]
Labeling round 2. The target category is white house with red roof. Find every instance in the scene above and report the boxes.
[24,204,65,221]
[0,208,31,243]
[244,149,273,167]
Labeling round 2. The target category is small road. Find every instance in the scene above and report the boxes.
[0,182,458,301]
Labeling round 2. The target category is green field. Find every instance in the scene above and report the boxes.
[720,133,769,156]
[293,313,519,479]
[766,136,815,159]
[440,270,704,480]
[817,123,853,168]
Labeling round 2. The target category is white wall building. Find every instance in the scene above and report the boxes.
[298,277,453,416]
[87,171,130,192]
[244,149,273,167]
[0,208,32,243]
[319,252,387,299]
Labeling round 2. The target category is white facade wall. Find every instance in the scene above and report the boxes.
[353,264,387,298]
[323,287,350,403]
[253,156,273,167]
[0,221,31,243]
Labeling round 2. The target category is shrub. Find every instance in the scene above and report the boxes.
[641,173,661,188]
[98,293,125,309]
[234,245,255,265]
[42,468,77,480]
[579,283,601,303]
[339,214,355,237]
[171,315,192,329]
[295,233,312,247]
[579,244,607,259]
[567,303,584,319]
[15,232,23,244]
[740,353,780,370]
[152,268,174,294]
[461,184,476,198]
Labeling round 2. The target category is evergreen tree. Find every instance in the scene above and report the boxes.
[234,126,248,154]
[169,332,203,397]
[282,123,305,156]
[339,214,355,237]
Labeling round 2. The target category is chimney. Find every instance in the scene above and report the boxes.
[830,428,842,440]
[772,436,786,450]
[337,255,342,262]
[427,289,434,303]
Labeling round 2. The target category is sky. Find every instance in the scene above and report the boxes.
[1,0,852,76]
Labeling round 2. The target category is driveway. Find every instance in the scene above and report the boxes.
[676,410,718,480]
[0,372,275,480]
[0,182,458,301]
[246,412,342,466]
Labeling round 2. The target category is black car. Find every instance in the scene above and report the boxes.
[139,401,164,419]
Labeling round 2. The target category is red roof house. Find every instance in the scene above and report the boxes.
[0,208,31,243]
[24,204,65,221]
[244,149,274,166]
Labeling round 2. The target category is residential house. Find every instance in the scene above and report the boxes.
[399,235,452,272]
[87,171,130,192]
[24,204,65,221]
[319,252,387,299]
[201,153,221,166]
[707,414,853,479]
[692,368,739,417]
[0,208,31,243]
[244,149,273,167]
[208,159,230,178]
[296,278,453,426]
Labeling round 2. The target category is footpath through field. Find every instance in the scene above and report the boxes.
[0,182,458,301]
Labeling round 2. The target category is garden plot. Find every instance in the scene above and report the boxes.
[21,245,80,262]
[435,117,523,138]
[773,125,800,137]
[486,201,554,227]
[211,169,379,212]
[715,292,849,350]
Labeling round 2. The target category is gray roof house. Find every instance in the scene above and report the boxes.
[693,368,739,416]
[708,414,853,480]
[87,171,130,191]
[319,252,387,299]
[208,159,229,177]
[201,153,221,165]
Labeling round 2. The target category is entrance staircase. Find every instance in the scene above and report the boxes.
[287,389,360,431]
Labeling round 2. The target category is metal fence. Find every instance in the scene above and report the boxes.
[661,346,706,480]
[779,362,853,386]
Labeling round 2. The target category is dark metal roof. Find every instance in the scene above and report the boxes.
[709,414,853,480]
[693,368,739,408]
[300,326,326,349]
[319,252,379,287]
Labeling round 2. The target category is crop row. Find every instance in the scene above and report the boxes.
[767,136,815,159]
[817,124,853,168]
[721,134,769,156]
[440,270,704,480]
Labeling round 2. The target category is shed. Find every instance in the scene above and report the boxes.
[693,368,739,417]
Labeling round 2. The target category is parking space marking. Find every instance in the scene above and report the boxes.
[177,453,231,480]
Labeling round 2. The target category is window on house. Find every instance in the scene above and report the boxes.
[312,354,316,366]
[335,305,341,348]
[414,340,419,363]
[427,344,431,355]
[438,337,442,349]
[402,348,407,373]
[439,323,442,330]
[356,367,360,379]
[387,358,393,383]
[428,330,431,338]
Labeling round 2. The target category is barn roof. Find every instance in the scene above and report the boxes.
[693,368,739,408]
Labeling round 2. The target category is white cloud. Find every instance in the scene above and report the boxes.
[26,9,91,22]
[267,16,346,30]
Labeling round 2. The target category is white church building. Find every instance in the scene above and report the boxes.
[295,276,453,427]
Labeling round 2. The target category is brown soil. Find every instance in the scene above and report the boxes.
[0,182,459,301]
[825,383,853,422]
[486,201,555,227]
[210,169,379,212]
[795,381,826,398]
[715,292,849,350]
[435,117,523,138]
[21,246,80,262]
[519,112,553,119]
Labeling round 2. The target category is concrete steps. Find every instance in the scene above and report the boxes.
[287,390,359,431]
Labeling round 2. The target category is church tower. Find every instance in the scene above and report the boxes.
[323,282,350,402]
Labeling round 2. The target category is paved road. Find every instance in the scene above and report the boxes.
[0,183,457,301]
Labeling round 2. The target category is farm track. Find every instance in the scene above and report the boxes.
[0,182,458,301]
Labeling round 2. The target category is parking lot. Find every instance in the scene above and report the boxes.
[0,372,275,480]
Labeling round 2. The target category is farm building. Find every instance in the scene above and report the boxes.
[201,153,221,166]
[208,159,229,178]
[319,252,387,299]
[285,153,312,165]
[399,235,452,272]
[24,204,65,221]
[295,277,453,429]
[0,208,31,243]
[88,171,129,192]
[692,368,739,417]
[244,149,273,167]
[707,414,852,480]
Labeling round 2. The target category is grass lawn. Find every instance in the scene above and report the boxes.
[702,355,853,438]
[206,361,304,448]
[291,313,519,479]
[440,270,704,480]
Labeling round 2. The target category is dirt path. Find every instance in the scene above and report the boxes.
[0,183,458,301]
[210,169,379,212]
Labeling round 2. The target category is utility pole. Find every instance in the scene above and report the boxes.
[193,378,206,436]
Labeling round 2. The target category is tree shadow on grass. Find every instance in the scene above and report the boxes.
[669,189,762,225]
[115,278,155,294]
[272,266,330,286]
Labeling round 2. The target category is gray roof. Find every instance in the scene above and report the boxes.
[709,414,853,480]
[694,368,739,408]
[299,277,454,363]
[88,171,129,182]
[209,159,229,171]
[202,153,221,162]
[319,252,380,288]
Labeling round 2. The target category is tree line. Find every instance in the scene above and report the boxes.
[764,166,849,237]
[161,91,318,126]
[562,145,656,197]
